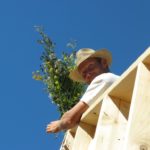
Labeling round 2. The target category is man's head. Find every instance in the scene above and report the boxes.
[78,57,109,84]
[69,48,112,84]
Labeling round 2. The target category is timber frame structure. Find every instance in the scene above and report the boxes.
[60,47,150,150]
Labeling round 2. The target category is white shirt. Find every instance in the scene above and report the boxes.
[80,73,119,106]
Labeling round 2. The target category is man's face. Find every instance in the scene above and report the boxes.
[78,57,107,84]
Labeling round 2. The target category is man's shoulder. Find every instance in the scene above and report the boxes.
[92,72,119,84]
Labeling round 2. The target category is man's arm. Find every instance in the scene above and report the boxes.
[46,101,89,133]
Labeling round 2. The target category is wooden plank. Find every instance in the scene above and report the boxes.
[109,68,137,102]
[90,95,129,150]
[82,102,102,126]
[124,63,150,150]
[60,126,78,150]
[60,130,75,150]
[72,122,95,150]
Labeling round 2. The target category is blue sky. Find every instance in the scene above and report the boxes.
[0,0,150,150]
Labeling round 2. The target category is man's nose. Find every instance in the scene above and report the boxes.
[86,72,92,78]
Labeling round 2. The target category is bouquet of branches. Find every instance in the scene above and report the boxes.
[32,26,85,116]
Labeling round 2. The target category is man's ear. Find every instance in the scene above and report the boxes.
[101,58,108,69]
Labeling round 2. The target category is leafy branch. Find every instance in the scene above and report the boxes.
[32,26,85,116]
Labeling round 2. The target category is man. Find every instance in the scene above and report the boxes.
[46,48,119,133]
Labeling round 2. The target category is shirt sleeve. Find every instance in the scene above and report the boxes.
[80,80,112,106]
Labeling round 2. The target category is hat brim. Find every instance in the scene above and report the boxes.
[69,49,112,83]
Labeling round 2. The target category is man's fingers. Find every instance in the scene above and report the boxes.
[46,120,61,133]
[46,124,57,133]
[46,126,53,133]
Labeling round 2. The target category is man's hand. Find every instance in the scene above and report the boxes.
[46,120,61,133]
[46,101,89,134]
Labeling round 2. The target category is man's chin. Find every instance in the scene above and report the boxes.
[86,76,96,84]
[86,78,93,84]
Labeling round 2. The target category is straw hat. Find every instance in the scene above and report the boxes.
[69,48,112,83]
